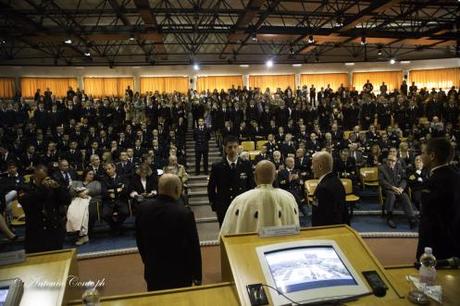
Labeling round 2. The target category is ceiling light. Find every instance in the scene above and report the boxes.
[193,63,200,71]
[239,64,249,68]
[345,62,355,66]
[0,39,6,44]
[292,63,302,67]
[132,66,141,69]
[64,39,72,44]
[84,51,91,57]
[251,33,257,41]
[335,17,344,28]
[265,59,273,67]
[307,35,315,44]
[377,49,383,56]
[360,36,367,46]
[129,34,135,41]
[400,60,411,64]
[389,58,396,64]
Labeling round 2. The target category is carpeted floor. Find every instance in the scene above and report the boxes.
[74,237,418,298]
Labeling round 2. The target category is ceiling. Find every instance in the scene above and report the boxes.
[0,0,459,66]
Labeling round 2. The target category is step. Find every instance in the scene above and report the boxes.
[189,199,210,206]
[196,222,219,241]
[189,190,208,197]
[191,205,216,219]
[188,175,209,180]
[189,186,207,193]
[189,195,209,202]
[187,181,208,188]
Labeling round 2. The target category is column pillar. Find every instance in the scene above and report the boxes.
[295,73,301,89]
[243,74,249,88]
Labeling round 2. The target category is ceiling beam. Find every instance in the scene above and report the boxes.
[133,0,167,60]
[219,0,265,59]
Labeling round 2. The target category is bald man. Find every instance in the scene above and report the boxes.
[311,151,348,226]
[135,174,202,291]
[220,160,299,235]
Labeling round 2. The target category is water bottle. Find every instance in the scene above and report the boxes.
[419,247,437,286]
[82,281,100,306]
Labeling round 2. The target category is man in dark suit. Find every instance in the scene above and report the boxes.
[208,136,255,226]
[193,118,211,175]
[136,174,202,291]
[417,138,460,259]
[101,162,130,234]
[52,159,77,189]
[311,151,348,226]
[378,154,417,229]
[116,151,134,179]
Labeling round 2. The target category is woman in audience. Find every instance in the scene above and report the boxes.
[129,164,158,210]
[69,169,102,245]
[367,144,382,167]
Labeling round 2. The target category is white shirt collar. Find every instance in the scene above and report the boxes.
[318,171,332,185]
[226,156,239,167]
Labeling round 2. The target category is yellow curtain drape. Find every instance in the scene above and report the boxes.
[300,73,349,91]
[409,68,460,90]
[249,75,295,92]
[83,77,134,97]
[140,77,189,94]
[20,77,78,98]
[0,78,15,98]
[352,71,402,92]
[196,75,243,92]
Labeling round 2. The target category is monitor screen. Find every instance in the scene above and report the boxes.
[264,246,357,293]
[0,287,9,306]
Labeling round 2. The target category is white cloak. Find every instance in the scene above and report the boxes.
[220,184,300,236]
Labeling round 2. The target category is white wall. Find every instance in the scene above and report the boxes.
[1,57,459,92]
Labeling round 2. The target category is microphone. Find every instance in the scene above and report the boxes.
[414,257,460,269]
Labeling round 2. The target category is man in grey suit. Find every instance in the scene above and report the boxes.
[379,153,417,229]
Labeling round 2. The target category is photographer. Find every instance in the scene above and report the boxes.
[19,164,71,253]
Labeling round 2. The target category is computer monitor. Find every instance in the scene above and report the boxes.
[256,240,370,305]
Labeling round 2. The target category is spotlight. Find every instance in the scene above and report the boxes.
[307,35,315,44]
[377,49,382,56]
[389,58,396,64]
[64,38,72,44]
[84,50,91,57]
[289,47,294,55]
[360,36,367,46]
[0,39,6,44]
[193,63,200,71]
[251,33,257,41]
[129,34,136,41]
[265,59,273,67]
[345,62,355,66]
[239,64,249,68]
[292,63,302,67]
[335,17,344,28]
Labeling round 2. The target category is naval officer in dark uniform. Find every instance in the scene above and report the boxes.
[208,136,255,226]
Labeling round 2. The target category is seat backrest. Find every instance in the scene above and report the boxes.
[340,178,353,194]
[249,150,261,161]
[256,140,268,150]
[304,179,319,196]
[360,167,379,182]
[241,141,255,151]
[11,200,26,220]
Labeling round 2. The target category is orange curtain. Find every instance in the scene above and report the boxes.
[0,78,15,98]
[300,73,349,91]
[140,77,189,94]
[352,71,402,92]
[20,77,78,98]
[249,75,295,92]
[409,68,460,90]
[196,75,243,92]
[83,77,134,97]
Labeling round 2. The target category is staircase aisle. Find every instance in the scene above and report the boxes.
[185,129,222,241]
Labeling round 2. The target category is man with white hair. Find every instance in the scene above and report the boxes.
[311,151,348,226]
[220,160,299,235]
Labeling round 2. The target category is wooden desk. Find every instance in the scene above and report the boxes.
[220,225,406,306]
[0,249,78,306]
[68,282,239,306]
[386,265,460,306]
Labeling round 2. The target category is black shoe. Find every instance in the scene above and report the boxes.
[387,218,397,228]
